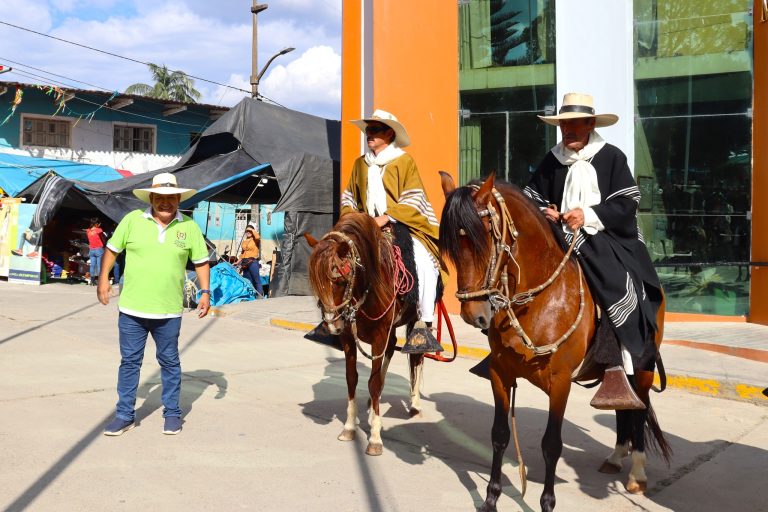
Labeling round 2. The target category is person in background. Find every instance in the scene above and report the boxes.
[97,172,211,436]
[86,217,106,286]
[237,223,264,297]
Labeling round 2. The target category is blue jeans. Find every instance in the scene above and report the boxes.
[116,313,183,421]
[244,260,264,295]
[89,247,104,282]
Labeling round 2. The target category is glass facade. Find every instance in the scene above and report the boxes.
[458,0,557,187]
[457,0,754,316]
[633,0,753,315]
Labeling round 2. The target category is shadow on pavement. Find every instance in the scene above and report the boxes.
[134,369,228,424]
[3,318,218,512]
[0,301,100,347]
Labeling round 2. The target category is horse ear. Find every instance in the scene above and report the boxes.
[304,233,319,247]
[439,171,456,197]
[474,171,496,203]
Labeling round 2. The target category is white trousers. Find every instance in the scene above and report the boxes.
[412,236,439,323]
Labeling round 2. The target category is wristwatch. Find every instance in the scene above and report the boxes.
[199,289,211,295]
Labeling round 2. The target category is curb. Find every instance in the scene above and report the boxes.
[269,317,768,407]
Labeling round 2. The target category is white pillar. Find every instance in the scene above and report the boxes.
[555,0,635,174]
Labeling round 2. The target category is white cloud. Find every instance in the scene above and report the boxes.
[260,46,340,119]
[0,0,341,118]
[0,0,53,31]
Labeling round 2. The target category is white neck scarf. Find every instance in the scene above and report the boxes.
[364,142,405,217]
[551,131,605,235]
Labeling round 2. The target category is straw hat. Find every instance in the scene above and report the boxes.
[350,109,411,147]
[538,93,619,128]
[133,172,196,203]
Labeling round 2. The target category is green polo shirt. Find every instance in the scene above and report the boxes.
[107,208,209,318]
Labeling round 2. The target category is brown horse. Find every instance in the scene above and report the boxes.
[438,173,670,512]
[306,212,424,456]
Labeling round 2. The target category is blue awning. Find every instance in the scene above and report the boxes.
[0,153,124,197]
[180,162,272,208]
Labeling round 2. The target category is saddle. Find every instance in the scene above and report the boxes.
[389,222,443,305]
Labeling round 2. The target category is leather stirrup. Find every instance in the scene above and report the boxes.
[590,366,646,410]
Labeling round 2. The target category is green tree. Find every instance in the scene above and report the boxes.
[125,63,201,103]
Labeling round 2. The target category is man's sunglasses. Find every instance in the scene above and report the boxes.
[365,125,388,135]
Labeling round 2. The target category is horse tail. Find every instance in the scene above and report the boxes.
[644,401,672,466]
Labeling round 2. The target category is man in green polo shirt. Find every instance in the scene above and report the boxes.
[97,172,211,436]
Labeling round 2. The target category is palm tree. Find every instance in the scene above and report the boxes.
[125,63,201,103]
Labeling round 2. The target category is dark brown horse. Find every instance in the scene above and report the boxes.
[306,212,425,456]
[438,173,670,512]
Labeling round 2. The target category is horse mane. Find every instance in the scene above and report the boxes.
[308,212,393,312]
[440,179,549,272]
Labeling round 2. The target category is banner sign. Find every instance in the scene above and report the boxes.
[8,203,42,285]
[0,197,21,278]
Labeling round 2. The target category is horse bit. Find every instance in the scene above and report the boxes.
[454,187,586,356]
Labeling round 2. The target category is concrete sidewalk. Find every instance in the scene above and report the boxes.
[220,295,768,405]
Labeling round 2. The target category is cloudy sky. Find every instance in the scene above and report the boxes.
[0,0,342,119]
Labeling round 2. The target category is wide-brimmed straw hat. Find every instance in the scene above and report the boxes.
[133,172,196,203]
[538,93,618,128]
[350,109,411,147]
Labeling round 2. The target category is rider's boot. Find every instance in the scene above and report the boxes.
[402,320,444,354]
[590,366,646,410]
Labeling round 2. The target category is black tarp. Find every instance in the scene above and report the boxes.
[17,98,341,296]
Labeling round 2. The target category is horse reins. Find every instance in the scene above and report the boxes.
[455,187,586,357]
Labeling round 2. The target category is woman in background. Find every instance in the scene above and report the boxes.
[86,217,106,286]
[237,224,264,297]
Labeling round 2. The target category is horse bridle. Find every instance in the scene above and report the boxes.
[318,230,396,361]
[455,187,586,356]
[318,230,368,325]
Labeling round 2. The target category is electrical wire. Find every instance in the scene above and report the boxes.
[0,19,251,95]
[0,56,111,91]
[1,56,230,123]
[7,68,212,128]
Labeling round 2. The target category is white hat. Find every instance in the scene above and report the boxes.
[350,109,411,147]
[538,92,619,128]
[133,172,196,203]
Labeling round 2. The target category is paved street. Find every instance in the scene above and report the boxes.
[0,281,767,512]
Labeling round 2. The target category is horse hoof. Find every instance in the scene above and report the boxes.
[598,460,622,474]
[337,429,356,442]
[365,443,383,456]
[408,407,422,418]
[626,480,647,494]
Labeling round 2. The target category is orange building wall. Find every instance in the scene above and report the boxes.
[342,1,461,313]
[749,0,768,325]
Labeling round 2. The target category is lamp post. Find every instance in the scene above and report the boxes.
[250,2,269,98]
[253,47,295,100]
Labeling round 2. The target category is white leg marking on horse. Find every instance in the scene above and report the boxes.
[409,362,423,415]
[338,398,357,441]
[365,412,384,455]
[369,412,383,445]
[599,441,630,473]
[607,441,631,467]
[628,450,647,488]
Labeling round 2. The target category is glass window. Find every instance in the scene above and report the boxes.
[458,0,556,187]
[634,0,753,315]
[113,124,155,153]
[22,117,70,148]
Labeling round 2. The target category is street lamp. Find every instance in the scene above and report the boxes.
[250,2,269,98]
[253,47,295,100]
